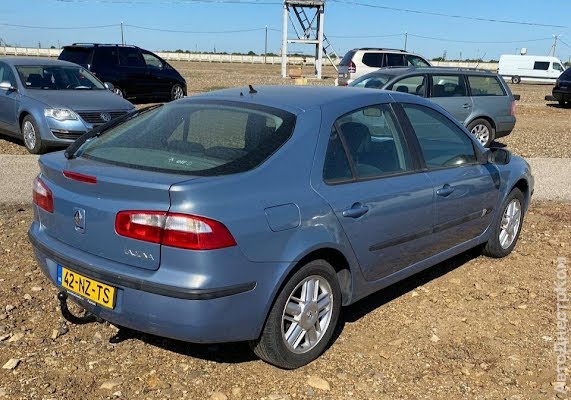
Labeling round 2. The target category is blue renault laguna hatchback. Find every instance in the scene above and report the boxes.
[29,86,533,368]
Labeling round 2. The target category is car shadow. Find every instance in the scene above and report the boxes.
[108,247,482,365]
[489,141,507,149]
[547,103,571,109]
[0,133,24,147]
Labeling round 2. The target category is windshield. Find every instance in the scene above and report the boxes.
[15,65,105,90]
[350,74,392,89]
[77,101,296,176]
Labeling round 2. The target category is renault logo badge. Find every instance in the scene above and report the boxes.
[73,208,86,233]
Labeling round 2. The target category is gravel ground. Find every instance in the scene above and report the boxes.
[0,201,569,399]
[0,63,568,158]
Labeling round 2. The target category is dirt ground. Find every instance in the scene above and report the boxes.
[0,201,569,399]
[0,62,569,158]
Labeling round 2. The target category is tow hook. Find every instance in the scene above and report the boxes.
[57,291,103,325]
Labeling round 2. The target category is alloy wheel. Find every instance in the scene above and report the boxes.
[281,275,334,354]
[471,124,490,146]
[172,85,184,100]
[499,198,521,249]
[23,121,36,150]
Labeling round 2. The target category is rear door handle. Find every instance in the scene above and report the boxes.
[436,184,455,197]
[342,203,369,218]
[462,103,472,109]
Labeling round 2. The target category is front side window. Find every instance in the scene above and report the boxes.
[350,74,391,89]
[142,52,164,69]
[78,101,296,176]
[553,63,564,72]
[15,65,105,90]
[0,62,17,87]
[431,74,467,98]
[467,75,505,96]
[533,61,549,71]
[391,75,426,96]
[402,103,477,169]
[362,53,384,68]
[406,55,430,67]
[323,104,412,182]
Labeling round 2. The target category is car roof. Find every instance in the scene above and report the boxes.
[362,66,498,77]
[186,85,395,113]
[0,57,80,67]
[63,43,140,49]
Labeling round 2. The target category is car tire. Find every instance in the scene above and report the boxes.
[511,76,521,84]
[467,118,494,147]
[113,86,125,98]
[21,115,47,154]
[483,188,525,258]
[250,259,341,369]
[170,84,185,101]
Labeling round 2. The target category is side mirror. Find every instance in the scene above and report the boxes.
[104,82,115,92]
[0,81,16,92]
[483,148,511,165]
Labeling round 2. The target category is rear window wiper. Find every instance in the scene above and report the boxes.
[64,104,164,160]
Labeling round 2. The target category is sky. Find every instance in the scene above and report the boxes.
[1,0,570,62]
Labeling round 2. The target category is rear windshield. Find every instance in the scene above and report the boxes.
[77,101,296,176]
[340,50,356,66]
[562,68,571,79]
[350,74,391,89]
[59,48,92,66]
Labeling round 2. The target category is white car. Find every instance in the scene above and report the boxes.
[336,48,430,86]
[498,54,565,84]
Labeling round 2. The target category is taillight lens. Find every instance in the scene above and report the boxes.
[115,211,236,250]
[510,100,516,117]
[555,79,560,88]
[33,176,54,213]
[348,60,356,73]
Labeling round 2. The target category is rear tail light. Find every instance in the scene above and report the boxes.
[115,211,236,250]
[33,176,54,213]
[348,60,356,73]
[555,79,560,88]
[510,100,516,117]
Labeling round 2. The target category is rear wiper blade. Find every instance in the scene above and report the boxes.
[64,103,164,160]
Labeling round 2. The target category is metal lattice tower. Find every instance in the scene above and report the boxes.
[281,0,338,79]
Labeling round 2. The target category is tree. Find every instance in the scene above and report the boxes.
[247,50,257,56]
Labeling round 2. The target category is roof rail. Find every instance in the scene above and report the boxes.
[355,47,408,52]
[425,66,494,73]
[69,43,139,48]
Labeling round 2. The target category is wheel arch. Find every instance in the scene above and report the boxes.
[467,115,497,133]
[511,178,531,211]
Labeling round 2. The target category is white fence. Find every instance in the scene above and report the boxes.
[0,46,499,70]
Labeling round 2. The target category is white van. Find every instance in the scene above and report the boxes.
[498,54,565,84]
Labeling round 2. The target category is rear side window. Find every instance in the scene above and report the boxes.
[533,61,550,71]
[467,76,505,96]
[386,53,405,67]
[350,74,391,89]
[340,50,356,66]
[431,75,467,97]
[59,48,92,66]
[119,48,145,67]
[402,104,477,169]
[78,102,296,176]
[362,53,384,68]
[406,55,430,67]
[324,105,412,182]
[93,47,119,68]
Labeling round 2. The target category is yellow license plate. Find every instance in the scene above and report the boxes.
[57,266,116,309]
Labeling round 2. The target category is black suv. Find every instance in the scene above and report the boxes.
[553,67,571,106]
[59,43,187,102]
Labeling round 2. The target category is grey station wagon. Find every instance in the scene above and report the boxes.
[29,86,533,369]
[350,67,517,147]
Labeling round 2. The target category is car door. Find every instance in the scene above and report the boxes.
[314,103,435,282]
[0,61,20,135]
[118,47,148,97]
[141,51,171,97]
[399,102,500,253]
[428,73,473,125]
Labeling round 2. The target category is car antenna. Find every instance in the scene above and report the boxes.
[248,85,257,94]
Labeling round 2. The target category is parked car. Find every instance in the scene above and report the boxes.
[58,43,187,102]
[350,67,516,146]
[0,57,135,154]
[498,54,565,84]
[29,86,533,369]
[552,67,571,106]
[337,48,431,86]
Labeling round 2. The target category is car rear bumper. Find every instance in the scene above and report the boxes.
[28,221,286,343]
[494,116,516,139]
